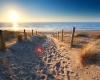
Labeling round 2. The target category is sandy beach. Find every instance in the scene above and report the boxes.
[0,0,100,79]
[0,30,100,80]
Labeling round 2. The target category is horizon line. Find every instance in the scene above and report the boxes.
[0,21,100,23]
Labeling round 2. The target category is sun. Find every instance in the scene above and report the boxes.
[9,10,20,22]
[8,10,20,31]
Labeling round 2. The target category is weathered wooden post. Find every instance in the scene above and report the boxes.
[58,31,59,40]
[0,30,6,51]
[24,29,27,39]
[67,71,70,80]
[71,27,75,47]
[32,29,33,36]
[36,31,38,35]
[61,29,64,42]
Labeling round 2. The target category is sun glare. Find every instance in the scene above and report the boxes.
[8,10,20,31]
[9,10,20,22]
[12,23,19,31]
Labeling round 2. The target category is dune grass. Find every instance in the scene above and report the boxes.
[80,40,100,66]
[94,35,100,39]
[75,32,89,38]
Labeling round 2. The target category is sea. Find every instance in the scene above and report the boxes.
[0,22,100,31]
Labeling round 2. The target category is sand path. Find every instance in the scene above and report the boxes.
[0,36,100,80]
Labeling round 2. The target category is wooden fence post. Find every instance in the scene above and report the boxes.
[61,29,64,41]
[0,30,6,51]
[36,31,37,35]
[67,71,70,80]
[24,29,27,39]
[32,29,33,36]
[71,27,75,47]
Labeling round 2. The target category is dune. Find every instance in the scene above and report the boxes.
[0,30,100,80]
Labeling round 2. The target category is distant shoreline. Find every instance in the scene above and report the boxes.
[0,22,100,24]
[0,22,100,31]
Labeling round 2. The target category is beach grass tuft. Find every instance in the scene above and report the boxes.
[80,40,100,66]
[75,32,89,38]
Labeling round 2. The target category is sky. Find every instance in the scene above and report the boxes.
[0,0,100,22]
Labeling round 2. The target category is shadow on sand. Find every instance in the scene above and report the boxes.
[71,44,83,48]
[2,36,55,80]
[85,53,100,66]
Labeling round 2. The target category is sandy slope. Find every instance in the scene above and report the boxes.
[0,35,100,80]
[52,37,100,80]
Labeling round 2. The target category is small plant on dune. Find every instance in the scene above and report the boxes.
[80,40,100,66]
[4,30,16,41]
[17,34,23,42]
[75,32,89,38]
[95,35,100,39]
